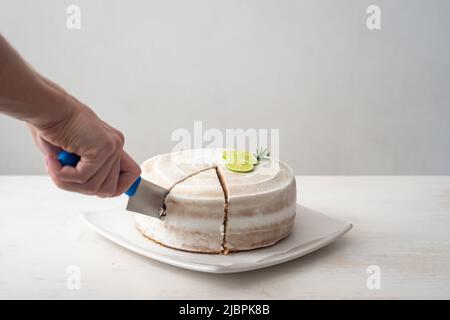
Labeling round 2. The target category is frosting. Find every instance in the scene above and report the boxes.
[135,149,296,253]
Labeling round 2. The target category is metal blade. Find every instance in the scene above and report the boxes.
[126,178,168,218]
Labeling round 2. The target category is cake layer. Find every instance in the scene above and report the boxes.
[226,216,295,252]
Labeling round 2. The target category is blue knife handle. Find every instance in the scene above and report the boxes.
[57,150,140,196]
[57,150,80,167]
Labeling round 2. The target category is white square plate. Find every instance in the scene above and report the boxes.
[81,204,352,273]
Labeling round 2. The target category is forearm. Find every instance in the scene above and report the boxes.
[0,34,140,197]
[0,34,72,128]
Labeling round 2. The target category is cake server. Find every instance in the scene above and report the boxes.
[57,150,166,218]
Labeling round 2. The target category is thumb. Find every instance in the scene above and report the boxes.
[114,151,141,196]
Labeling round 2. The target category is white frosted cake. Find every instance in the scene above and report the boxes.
[134,149,296,254]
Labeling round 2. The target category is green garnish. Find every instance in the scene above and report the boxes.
[223,148,270,173]
[225,162,255,173]
[255,147,270,161]
[223,150,258,165]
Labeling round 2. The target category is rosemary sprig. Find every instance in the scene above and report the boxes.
[255,147,270,162]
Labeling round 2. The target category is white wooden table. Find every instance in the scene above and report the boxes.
[0,176,449,299]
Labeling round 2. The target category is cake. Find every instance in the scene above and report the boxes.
[134,149,297,253]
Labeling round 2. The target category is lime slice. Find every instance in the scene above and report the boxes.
[222,150,258,165]
[225,162,255,173]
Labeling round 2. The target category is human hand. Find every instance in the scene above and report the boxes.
[28,93,141,197]
[0,34,140,196]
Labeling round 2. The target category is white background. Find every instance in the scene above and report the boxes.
[0,0,449,175]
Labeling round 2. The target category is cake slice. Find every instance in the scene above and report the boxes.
[223,159,297,252]
[136,166,226,253]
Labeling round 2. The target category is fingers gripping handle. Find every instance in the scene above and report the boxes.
[57,150,80,167]
[57,150,140,196]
